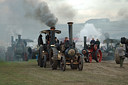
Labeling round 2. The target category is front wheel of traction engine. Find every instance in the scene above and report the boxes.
[51,48,58,70]
[60,56,66,71]
[78,56,83,71]
[88,53,92,63]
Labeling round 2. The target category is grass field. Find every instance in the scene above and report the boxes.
[0,59,128,85]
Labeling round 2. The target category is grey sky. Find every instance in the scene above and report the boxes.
[1,0,128,23]
[43,0,128,23]
[0,0,128,46]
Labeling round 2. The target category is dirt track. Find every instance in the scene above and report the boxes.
[0,59,128,85]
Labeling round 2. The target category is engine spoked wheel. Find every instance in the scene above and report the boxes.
[95,49,102,63]
[60,56,66,71]
[39,47,44,67]
[78,56,83,71]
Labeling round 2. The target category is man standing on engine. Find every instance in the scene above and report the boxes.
[90,38,95,45]
[55,37,59,44]
[95,39,100,49]
[38,34,43,46]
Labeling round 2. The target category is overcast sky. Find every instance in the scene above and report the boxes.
[0,0,128,46]
[44,0,128,23]
[1,0,128,24]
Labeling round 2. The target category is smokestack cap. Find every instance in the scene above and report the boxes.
[67,22,73,25]
[50,27,55,30]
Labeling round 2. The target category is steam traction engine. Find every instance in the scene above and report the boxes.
[59,22,83,71]
[14,35,28,61]
[38,27,62,69]
[6,35,28,61]
[82,36,102,63]
[38,22,83,71]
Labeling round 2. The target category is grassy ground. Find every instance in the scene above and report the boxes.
[0,60,128,85]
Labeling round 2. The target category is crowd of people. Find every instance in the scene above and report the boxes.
[38,34,100,49]
[38,33,100,45]
[38,34,70,46]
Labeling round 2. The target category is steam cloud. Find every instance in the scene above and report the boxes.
[104,33,110,39]
[78,23,102,42]
[24,0,58,27]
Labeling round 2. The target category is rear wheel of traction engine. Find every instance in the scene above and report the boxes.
[95,49,102,63]
[43,55,47,68]
[39,47,43,67]
[60,56,66,71]
[88,53,92,63]
[78,56,83,71]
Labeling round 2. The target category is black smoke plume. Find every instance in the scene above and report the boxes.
[24,0,58,27]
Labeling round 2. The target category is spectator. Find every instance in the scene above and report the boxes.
[90,38,95,45]
[38,34,43,46]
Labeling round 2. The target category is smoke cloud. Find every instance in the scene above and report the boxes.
[55,3,77,21]
[24,0,58,27]
[118,8,128,20]
[0,0,58,47]
[0,0,25,46]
